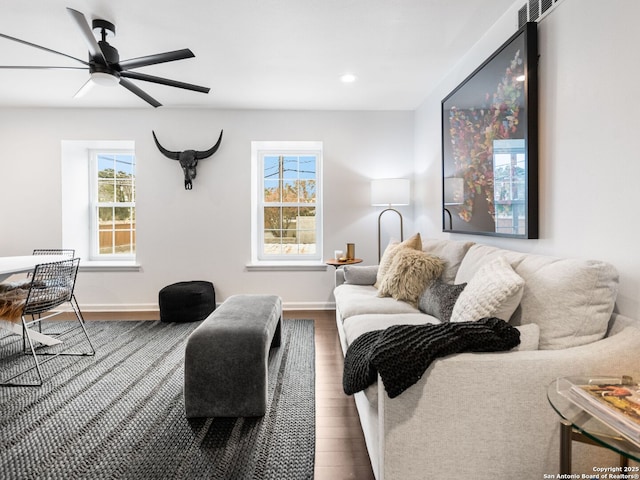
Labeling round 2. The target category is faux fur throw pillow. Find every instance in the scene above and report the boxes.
[374,233,422,288]
[378,249,444,307]
[0,282,30,321]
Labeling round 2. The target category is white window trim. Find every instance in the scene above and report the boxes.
[249,141,324,270]
[61,140,139,270]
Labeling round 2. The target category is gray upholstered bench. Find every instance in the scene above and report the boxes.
[183,294,282,418]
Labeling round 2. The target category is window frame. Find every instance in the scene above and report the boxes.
[88,149,136,261]
[250,141,323,266]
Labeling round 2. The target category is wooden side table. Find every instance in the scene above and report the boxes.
[325,258,363,268]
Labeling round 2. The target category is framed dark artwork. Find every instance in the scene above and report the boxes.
[441,22,538,238]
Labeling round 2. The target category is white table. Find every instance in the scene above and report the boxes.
[0,254,70,282]
[0,255,72,346]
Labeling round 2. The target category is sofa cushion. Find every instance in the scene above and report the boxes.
[334,284,419,320]
[343,265,378,285]
[513,323,540,351]
[418,279,467,322]
[374,233,422,288]
[378,250,444,307]
[343,313,441,348]
[422,238,475,284]
[454,244,619,350]
[450,256,525,323]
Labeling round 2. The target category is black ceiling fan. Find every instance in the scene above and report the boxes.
[0,7,210,107]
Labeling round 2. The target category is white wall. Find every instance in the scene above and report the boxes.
[414,0,640,318]
[0,108,414,311]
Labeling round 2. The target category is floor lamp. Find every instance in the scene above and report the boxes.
[443,177,464,231]
[371,178,410,261]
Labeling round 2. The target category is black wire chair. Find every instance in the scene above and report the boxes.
[26,249,75,281]
[0,258,95,386]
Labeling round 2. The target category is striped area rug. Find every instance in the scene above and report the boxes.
[0,319,315,479]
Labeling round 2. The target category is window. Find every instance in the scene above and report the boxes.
[251,141,323,266]
[62,140,138,270]
[90,150,136,259]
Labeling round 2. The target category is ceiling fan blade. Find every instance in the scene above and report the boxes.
[66,8,107,64]
[0,65,87,70]
[0,32,88,66]
[74,78,96,98]
[119,77,161,108]
[120,71,210,94]
[119,49,195,70]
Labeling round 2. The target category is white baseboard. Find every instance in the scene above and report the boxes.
[78,303,159,312]
[76,301,336,313]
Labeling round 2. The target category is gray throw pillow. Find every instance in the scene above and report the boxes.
[418,279,467,322]
[343,265,379,285]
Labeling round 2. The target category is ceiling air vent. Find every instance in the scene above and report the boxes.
[518,4,528,27]
[518,0,563,28]
[541,0,553,14]
[529,1,540,21]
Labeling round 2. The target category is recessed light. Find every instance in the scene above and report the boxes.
[340,73,357,83]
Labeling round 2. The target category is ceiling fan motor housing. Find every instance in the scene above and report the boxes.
[90,18,120,76]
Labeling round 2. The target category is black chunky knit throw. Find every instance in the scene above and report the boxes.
[343,317,520,398]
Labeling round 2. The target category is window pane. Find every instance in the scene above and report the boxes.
[264,156,280,179]
[98,207,113,254]
[263,235,282,256]
[299,156,316,179]
[282,180,297,202]
[114,207,134,254]
[98,206,113,225]
[281,206,298,232]
[282,156,298,179]
[98,179,114,202]
[115,177,134,202]
[115,154,135,176]
[264,207,281,231]
[97,155,115,178]
[299,179,316,203]
[264,180,280,202]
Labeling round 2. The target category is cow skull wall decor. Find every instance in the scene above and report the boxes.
[152,130,223,189]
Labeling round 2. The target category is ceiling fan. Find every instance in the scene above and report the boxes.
[0,7,210,107]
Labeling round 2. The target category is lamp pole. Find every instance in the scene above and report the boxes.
[377,207,404,262]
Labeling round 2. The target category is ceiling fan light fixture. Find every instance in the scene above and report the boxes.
[340,73,357,84]
[90,71,119,87]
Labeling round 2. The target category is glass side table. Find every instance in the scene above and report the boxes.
[547,376,640,474]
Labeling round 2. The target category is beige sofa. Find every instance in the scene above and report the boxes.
[334,238,640,479]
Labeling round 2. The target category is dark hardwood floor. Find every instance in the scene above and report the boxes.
[284,310,375,480]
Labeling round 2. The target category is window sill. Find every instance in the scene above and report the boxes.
[245,262,328,272]
[79,261,141,273]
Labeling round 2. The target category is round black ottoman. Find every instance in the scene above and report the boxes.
[159,281,216,323]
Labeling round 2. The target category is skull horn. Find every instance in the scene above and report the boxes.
[195,130,224,160]
[152,131,180,160]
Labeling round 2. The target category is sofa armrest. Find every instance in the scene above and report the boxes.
[335,265,379,286]
[378,325,640,479]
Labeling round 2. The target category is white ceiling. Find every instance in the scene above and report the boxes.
[0,0,516,110]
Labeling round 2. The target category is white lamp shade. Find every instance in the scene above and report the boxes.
[371,178,410,206]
